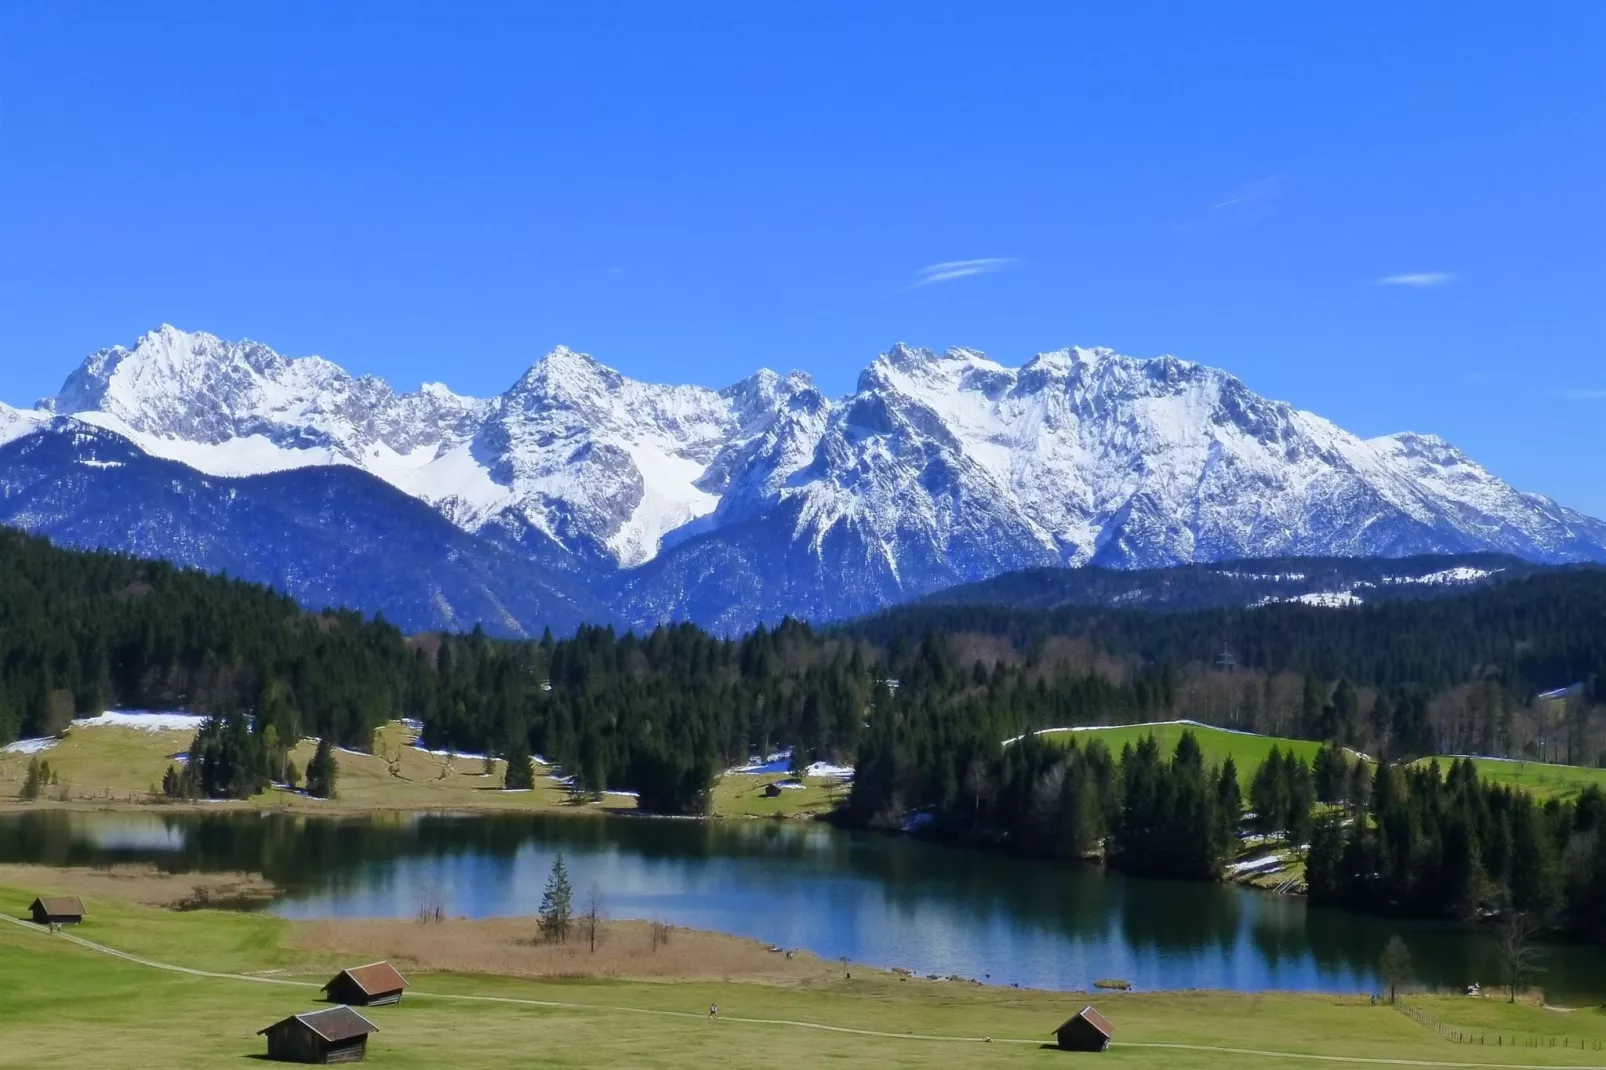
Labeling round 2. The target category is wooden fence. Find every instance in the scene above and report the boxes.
[1394,999,1604,1052]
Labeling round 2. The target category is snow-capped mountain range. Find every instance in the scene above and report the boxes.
[2,325,1603,634]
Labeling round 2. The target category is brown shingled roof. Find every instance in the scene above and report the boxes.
[258,1006,379,1043]
[325,961,409,996]
[1057,1005,1114,1038]
[31,896,85,917]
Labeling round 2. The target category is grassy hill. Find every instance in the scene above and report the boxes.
[7,715,1598,821]
[1027,721,1331,788]
[0,719,843,820]
[1,872,1602,1069]
[1031,722,1606,803]
[1411,756,1606,802]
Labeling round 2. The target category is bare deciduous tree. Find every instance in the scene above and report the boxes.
[583,883,605,953]
[1378,935,1413,1004]
[415,883,446,925]
[1499,910,1545,1003]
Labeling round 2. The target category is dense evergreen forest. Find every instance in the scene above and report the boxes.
[928,728,1604,946]
[850,568,1606,709]
[2,529,1604,942]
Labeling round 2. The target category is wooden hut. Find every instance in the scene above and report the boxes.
[29,896,84,926]
[321,961,409,1007]
[258,1006,378,1064]
[1054,1005,1114,1052]
[763,782,784,798]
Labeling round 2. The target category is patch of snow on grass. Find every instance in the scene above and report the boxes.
[1227,853,1289,874]
[803,761,854,779]
[410,741,493,762]
[1384,566,1499,586]
[1250,590,1363,609]
[728,750,792,775]
[73,711,209,732]
[1005,718,1273,747]
[2,736,57,755]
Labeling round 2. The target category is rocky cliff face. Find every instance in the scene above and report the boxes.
[4,325,1601,633]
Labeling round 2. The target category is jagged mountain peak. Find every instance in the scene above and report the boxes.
[8,325,1604,635]
[1371,430,1464,460]
[719,367,821,414]
[53,324,362,431]
[509,345,619,395]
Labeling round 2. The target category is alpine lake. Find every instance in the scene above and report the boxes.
[3,809,1603,1002]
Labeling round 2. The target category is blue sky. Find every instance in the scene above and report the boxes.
[2,3,1602,514]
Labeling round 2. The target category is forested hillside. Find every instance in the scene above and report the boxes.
[917,553,1545,612]
[852,568,1606,718]
[3,528,1604,941]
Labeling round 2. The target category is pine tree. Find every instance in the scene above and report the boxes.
[1305,814,1346,904]
[1313,743,1349,804]
[504,736,535,790]
[20,757,45,801]
[538,853,573,943]
[1215,757,1243,854]
[305,738,338,799]
[1249,747,1287,835]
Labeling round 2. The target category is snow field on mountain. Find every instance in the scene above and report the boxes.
[7,324,1604,632]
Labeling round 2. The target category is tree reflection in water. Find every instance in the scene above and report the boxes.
[1,810,1600,1001]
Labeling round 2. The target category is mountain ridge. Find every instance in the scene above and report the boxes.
[3,324,1603,633]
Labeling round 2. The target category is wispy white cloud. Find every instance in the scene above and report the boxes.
[1211,176,1281,211]
[1175,176,1282,233]
[1377,272,1456,287]
[907,258,1018,289]
[1553,388,1606,400]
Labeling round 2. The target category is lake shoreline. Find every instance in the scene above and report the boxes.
[6,804,1604,1005]
[4,862,1591,1009]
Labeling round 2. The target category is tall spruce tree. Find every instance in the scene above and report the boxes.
[504,736,535,790]
[305,738,338,799]
[538,853,573,943]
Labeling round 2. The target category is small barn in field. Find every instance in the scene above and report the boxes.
[322,961,409,1007]
[29,896,85,925]
[1054,1005,1114,1052]
[258,1006,378,1064]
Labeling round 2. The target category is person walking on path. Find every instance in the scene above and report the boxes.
[709,1003,719,1019]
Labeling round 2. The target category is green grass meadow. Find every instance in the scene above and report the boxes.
[1031,722,1328,787]
[2,879,1603,1069]
[1412,756,1606,801]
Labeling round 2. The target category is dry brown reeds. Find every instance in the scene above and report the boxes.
[0,863,276,910]
[285,915,837,984]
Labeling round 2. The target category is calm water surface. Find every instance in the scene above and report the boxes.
[4,810,1602,1001]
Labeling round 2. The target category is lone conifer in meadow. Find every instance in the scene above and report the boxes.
[305,738,338,799]
[539,853,573,943]
[20,757,46,801]
[504,737,535,790]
